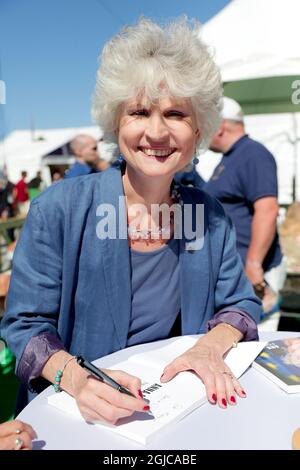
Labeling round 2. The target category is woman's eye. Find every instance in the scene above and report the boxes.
[130,109,148,116]
[166,111,185,118]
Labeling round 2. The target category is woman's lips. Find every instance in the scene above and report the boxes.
[138,147,176,159]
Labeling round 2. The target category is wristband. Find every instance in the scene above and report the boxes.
[222,323,240,348]
[53,356,76,393]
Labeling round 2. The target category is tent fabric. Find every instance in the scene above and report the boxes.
[202,0,300,82]
[202,1,300,115]
[224,76,300,115]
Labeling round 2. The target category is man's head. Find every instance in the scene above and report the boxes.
[210,97,245,153]
[52,171,63,182]
[21,171,28,179]
[69,134,100,167]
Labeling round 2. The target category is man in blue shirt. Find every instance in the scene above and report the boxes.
[65,134,109,178]
[203,98,286,327]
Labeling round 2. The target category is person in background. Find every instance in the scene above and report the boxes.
[65,134,109,178]
[203,97,286,328]
[0,171,14,220]
[28,171,47,201]
[0,171,16,242]
[28,171,46,191]
[0,419,36,450]
[52,170,64,183]
[1,18,261,424]
[13,171,30,216]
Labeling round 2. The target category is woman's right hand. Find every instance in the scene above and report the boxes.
[71,367,150,424]
[0,419,37,450]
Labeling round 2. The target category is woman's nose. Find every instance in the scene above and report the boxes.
[144,114,169,142]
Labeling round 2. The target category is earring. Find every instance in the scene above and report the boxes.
[118,154,124,162]
[192,156,199,165]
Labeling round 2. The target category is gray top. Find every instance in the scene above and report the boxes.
[127,238,180,347]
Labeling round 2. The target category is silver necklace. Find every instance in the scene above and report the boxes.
[127,182,183,241]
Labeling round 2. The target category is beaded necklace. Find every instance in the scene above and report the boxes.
[127,182,183,242]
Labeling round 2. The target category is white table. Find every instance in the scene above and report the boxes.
[18,331,300,450]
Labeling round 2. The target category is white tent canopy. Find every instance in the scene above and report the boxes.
[197,0,300,204]
[202,0,300,81]
[0,126,102,184]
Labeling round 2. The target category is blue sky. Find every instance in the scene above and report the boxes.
[0,0,229,138]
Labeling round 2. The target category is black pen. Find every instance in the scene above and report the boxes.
[76,355,136,398]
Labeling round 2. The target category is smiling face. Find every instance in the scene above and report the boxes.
[117,96,200,179]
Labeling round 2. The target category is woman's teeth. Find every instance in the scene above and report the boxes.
[140,148,175,157]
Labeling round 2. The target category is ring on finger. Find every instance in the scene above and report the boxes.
[15,437,23,450]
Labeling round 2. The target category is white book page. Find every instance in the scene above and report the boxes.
[127,336,198,370]
[48,361,203,445]
[126,337,266,377]
[224,340,267,378]
[48,337,266,444]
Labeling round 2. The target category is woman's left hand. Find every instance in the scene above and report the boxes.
[160,343,246,408]
[0,419,37,450]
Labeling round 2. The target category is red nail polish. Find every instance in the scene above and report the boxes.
[222,398,227,407]
[138,390,143,399]
[212,393,217,403]
[241,390,247,397]
[143,405,150,411]
[230,396,236,404]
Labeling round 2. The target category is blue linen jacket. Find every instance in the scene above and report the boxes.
[1,166,261,372]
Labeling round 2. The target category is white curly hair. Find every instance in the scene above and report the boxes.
[92,17,222,152]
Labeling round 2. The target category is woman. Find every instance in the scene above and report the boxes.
[0,420,36,450]
[1,18,261,424]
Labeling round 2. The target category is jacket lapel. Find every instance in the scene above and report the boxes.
[179,187,212,334]
[100,168,132,349]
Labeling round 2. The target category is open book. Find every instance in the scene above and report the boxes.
[48,336,265,445]
[252,337,300,393]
